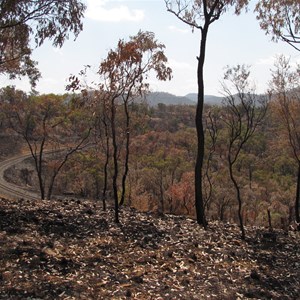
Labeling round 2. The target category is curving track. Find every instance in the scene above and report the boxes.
[0,152,41,201]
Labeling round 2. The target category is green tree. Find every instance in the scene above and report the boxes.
[0,0,86,86]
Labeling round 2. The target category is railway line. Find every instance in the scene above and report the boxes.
[0,148,70,201]
[0,152,41,201]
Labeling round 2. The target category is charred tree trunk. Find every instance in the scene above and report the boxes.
[219,197,228,222]
[111,100,119,223]
[296,161,300,228]
[120,102,130,207]
[25,138,46,200]
[195,24,208,228]
[46,132,90,200]
[102,118,110,211]
[267,209,273,231]
[228,157,245,240]
[159,170,165,214]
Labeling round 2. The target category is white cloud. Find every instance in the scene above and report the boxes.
[86,0,144,22]
[255,53,300,71]
[169,58,194,70]
[168,25,189,34]
[255,54,280,66]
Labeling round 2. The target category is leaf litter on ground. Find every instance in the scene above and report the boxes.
[0,197,299,299]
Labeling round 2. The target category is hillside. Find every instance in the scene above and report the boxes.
[185,93,224,105]
[145,92,195,106]
[144,92,224,106]
[0,197,299,299]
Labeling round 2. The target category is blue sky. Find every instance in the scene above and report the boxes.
[1,0,299,96]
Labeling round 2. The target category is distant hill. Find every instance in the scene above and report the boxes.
[185,93,224,105]
[145,92,195,106]
[144,92,224,106]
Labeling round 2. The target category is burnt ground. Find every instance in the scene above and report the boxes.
[0,197,299,300]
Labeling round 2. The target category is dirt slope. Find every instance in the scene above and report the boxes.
[0,197,299,299]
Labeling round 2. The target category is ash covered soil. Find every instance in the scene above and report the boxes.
[0,197,299,299]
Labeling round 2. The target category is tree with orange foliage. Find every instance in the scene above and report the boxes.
[256,0,300,51]
[97,31,172,223]
[0,0,86,87]
[1,87,92,199]
[168,172,194,216]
